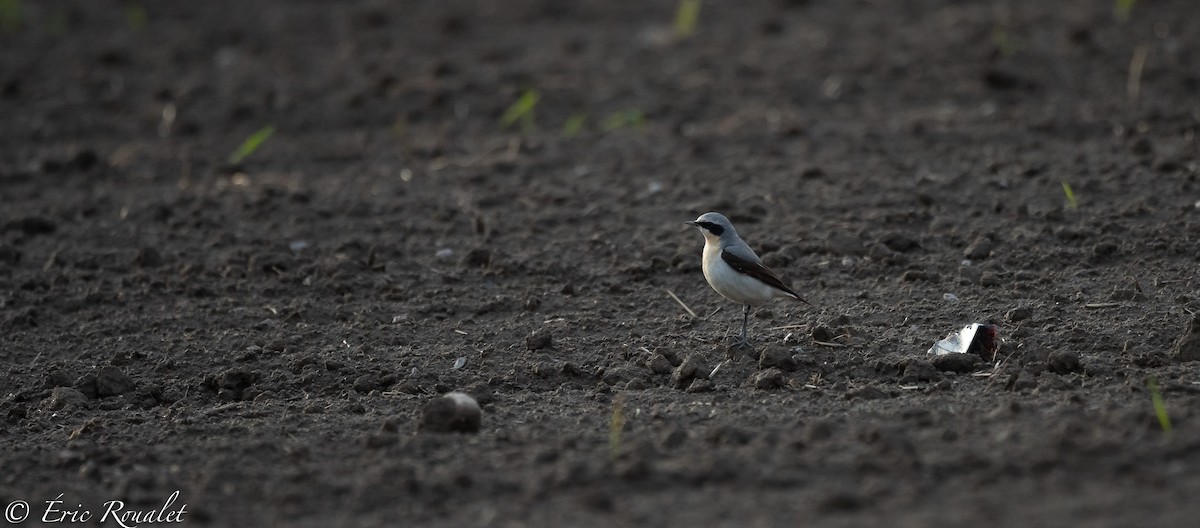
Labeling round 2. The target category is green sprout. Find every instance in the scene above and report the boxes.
[0,0,22,33]
[601,109,645,132]
[227,125,276,164]
[609,395,625,460]
[991,24,1020,57]
[1114,0,1136,22]
[1147,376,1172,435]
[1061,181,1078,210]
[673,0,701,38]
[125,2,147,32]
[500,89,539,131]
[562,113,587,137]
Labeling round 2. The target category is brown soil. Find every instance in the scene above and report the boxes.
[3,1,1199,526]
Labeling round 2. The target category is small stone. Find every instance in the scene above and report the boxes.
[899,360,941,384]
[758,348,797,372]
[43,387,89,410]
[931,353,982,373]
[672,354,709,390]
[1171,314,1200,362]
[751,368,785,390]
[963,235,994,260]
[419,392,482,433]
[95,367,135,397]
[1047,350,1083,374]
[526,331,554,351]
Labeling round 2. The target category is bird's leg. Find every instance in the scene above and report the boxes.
[733,304,753,350]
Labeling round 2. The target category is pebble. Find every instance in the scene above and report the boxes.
[419,392,482,433]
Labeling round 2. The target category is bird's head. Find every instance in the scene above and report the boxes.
[686,211,735,243]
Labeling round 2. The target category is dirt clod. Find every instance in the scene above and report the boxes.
[672,354,709,389]
[526,331,554,351]
[900,360,942,384]
[759,348,798,372]
[1047,350,1083,374]
[1171,315,1200,362]
[751,368,785,390]
[963,235,994,260]
[931,353,982,373]
[95,367,135,397]
[43,387,89,410]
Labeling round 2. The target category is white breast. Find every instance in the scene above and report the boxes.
[701,241,780,305]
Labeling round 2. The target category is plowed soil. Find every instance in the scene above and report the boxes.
[3,1,1200,526]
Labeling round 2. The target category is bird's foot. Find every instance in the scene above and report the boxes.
[726,337,755,360]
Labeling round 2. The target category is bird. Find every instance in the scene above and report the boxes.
[686,212,810,349]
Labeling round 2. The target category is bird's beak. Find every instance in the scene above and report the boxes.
[684,221,698,227]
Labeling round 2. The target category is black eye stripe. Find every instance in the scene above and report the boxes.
[697,221,724,235]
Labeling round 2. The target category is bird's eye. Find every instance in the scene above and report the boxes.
[698,221,724,235]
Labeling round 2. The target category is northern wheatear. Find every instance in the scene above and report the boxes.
[686,212,810,349]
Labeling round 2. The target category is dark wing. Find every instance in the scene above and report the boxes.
[721,250,812,305]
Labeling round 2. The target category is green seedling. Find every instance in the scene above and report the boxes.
[1147,376,1172,435]
[1114,0,1136,22]
[0,0,22,33]
[673,0,701,38]
[601,109,645,132]
[125,2,147,32]
[991,24,1020,57]
[609,395,625,461]
[1061,181,1078,210]
[562,113,586,137]
[500,90,539,131]
[227,125,276,164]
